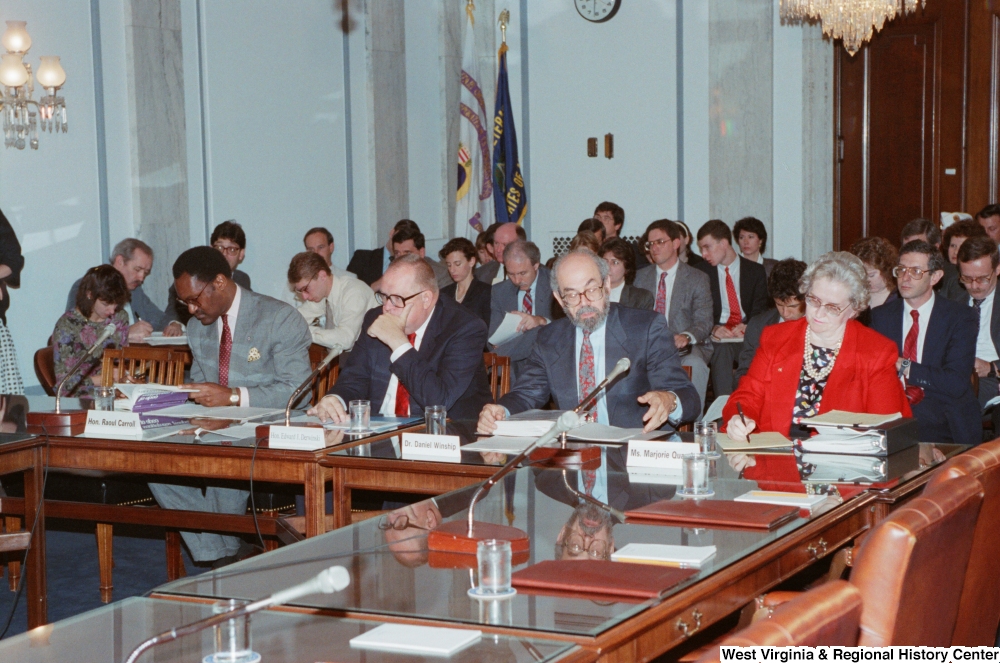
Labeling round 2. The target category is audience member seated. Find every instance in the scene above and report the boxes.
[735,258,807,388]
[149,246,312,567]
[288,251,377,353]
[303,226,355,279]
[569,231,601,254]
[475,221,524,284]
[941,219,987,301]
[900,217,956,297]
[389,223,451,289]
[211,220,253,290]
[66,238,180,341]
[956,236,1000,433]
[696,219,768,397]
[488,240,553,373]
[475,229,494,267]
[734,216,777,277]
[976,203,1000,245]
[309,255,492,422]
[724,252,911,441]
[438,237,490,327]
[600,237,653,309]
[850,236,898,325]
[634,219,714,409]
[478,249,699,434]
[346,219,409,286]
[577,217,607,244]
[871,240,979,445]
[54,265,130,396]
[675,220,705,268]
[594,200,648,268]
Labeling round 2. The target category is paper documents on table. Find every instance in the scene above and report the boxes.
[350,623,482,657]
[798,429,887,455]
[735,490,829,513]
[567,423,662,443]
[612,543,717,568]
[718,431,793,452]
[462,436,540,454]
[113,383,194,412]
[806,410,901,428]
[487,311,523,346]
[199,423,261,439]
[288,413,419,432]
[141,332,188,346]
[148,403,283,421]
[493,409,566,437]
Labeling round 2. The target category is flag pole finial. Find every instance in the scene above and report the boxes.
[498,9,509,44]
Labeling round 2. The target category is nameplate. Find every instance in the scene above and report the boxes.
[626,441,699,469]
[401,433,462,462]
[269,426,325,451]
[84,411,143,439]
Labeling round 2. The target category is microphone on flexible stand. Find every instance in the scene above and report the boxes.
[28,323,118,431]
[255,345,340,439]
[122,566,350,663]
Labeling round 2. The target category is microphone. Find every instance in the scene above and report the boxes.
[54,323,117,414]
[123,566,350,663]
[283,345,340,425]
[574,357,630,418]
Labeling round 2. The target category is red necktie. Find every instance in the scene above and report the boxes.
[724,266,742,329]
[394,332,418,416]
[522,291,533,315]
[219,313,232,387]
[655,271,667,315]
[579,330,596,423]
[902,309,924,404]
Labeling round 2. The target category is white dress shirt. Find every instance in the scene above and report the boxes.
[902,293,934,364]
[215,285,249,406]
[972,288,999,362]
[379,309,435,416]
[492,263,506,285]
[298,276,379,353]
[716,257,743,324]
[609,282,624,303]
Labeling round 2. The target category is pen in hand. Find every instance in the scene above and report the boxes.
[736,402,751,444]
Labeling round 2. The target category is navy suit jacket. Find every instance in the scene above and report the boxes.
[346,247,387,286]
[697,256,769,325]
[870,295,980,445]
[328,297,493,420]
[498,304,700,430]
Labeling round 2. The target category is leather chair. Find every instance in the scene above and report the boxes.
[696,580,862,660]
[33,346,56,396]
[923,440,1000,645]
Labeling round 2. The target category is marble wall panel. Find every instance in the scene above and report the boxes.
[802,23,834,261]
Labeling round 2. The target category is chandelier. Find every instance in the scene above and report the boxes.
[0,21,66,150]
[780,0,925,56]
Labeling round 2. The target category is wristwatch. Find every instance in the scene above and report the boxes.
[899,358,911,379]
[228,388,240,405]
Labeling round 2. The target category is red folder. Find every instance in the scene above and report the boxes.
[511,560,697,602]
[625,499,799,530]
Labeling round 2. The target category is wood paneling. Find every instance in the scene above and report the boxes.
[967,3,1000,211]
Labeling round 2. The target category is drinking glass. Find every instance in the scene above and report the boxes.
[93,386,116,412]
[425,405,447,435]
[695,420,719,458]
[209,599,258,663]
[469,539,515,599]
[349,400,370,432]
[678,453,714,498]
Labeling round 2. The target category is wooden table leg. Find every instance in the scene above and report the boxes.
[332,468,351,530]
[303,463,325,538]
[24,446,46,628]
[5,516,21,591]
[165,531,186,581]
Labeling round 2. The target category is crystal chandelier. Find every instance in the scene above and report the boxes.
[0,21,67,150]
[780,0,926,56]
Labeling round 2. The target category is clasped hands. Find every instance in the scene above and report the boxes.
[712,323,746,340]
[477,390,677,435]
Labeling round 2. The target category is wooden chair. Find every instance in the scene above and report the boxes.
[307,343,340,406]
[483,352,512,401]
[33,346,56,396]
[100,346,189,387]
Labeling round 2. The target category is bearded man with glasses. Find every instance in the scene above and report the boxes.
[477,249,699,435]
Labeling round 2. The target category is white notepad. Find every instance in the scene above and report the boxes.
[612,543,717,568]
[350,623,482,656]
[734,490,828,511]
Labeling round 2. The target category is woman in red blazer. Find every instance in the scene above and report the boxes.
[723,252,911,440]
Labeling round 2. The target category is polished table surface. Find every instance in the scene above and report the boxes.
[0,596,591,663]
[153,440,963,659]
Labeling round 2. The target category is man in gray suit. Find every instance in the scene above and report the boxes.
[148,246,312,566]
[634,220,714,411]
[489,240,553,375]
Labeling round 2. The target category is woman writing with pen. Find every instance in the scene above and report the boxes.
[723,252,910,442]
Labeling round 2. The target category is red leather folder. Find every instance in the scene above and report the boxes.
[625,499,799,530]
[511,560,697,602]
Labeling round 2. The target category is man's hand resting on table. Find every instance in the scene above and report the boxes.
[308,395,349,424]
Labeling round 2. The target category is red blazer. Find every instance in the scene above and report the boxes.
[722,317,911,436]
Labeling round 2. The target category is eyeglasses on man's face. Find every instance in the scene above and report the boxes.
[375,290,426,308]
[804,293,850,316]
[294,275,317,296]
[176,282,212,309]
[644,237,670,250]
[892,265,931,280]
[561,533,610,560]
[959,273,995,287]
[377,514,430,532]
[213,243,241,256]
[559,286,606,307]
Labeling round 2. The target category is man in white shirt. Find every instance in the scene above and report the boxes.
[288,252,377,353]
[958,236,1000,434]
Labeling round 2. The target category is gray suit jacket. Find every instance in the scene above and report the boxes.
[66,279,172,331]
[188,287,312,408]
[633,262,714,363]
[619,284,654,310]
[488,266,553,362]
[475,261,502,284]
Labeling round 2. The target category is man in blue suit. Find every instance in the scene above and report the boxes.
[478,249,699,434]
[871,240,980,445]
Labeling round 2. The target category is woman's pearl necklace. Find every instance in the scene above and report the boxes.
[803,326,843,382]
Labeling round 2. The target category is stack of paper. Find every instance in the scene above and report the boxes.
[114,383,193,413]
[718,431,793,452]
[147,403,283,421]
[611,543,717,568]
[734,490,829,513]
[567,424,661,443]
[141,332,188,346]
[350,624,482,656]
[461,436,539,454]
[806,411,901,428]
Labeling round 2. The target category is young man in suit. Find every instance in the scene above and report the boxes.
[477,250,699,434]
[594,201,649,269]
[871,241,979,445]
[288,251,377,353]
[389,225,451,289]
[149,246,312,566]
[475,221,525,285]
[310,255,492,422]
[210,220,252,290]
[957,236,1000,433]
[696,219,769,397]
[488,240,553,375]
[346,219,420,286]
[633,219,714,410]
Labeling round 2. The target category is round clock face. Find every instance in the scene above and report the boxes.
[574,0,621,23]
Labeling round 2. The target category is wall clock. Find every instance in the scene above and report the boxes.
[574,0,621,23]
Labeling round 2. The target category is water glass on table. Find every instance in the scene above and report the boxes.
[469,539,515,599]
[210,599,258,663]
[679,453,714,498]
[425,405,447,435]
[93,386,116,412]
[349,400,370,432]
[695,420,720,458]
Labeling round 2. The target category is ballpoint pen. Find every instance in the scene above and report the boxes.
[736,402,751,444]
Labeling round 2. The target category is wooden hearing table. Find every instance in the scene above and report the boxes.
[0,429,46,629]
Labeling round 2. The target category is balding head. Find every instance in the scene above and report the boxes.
[379,255,439,334]
[552,250,611,332]
[492,223,525,262]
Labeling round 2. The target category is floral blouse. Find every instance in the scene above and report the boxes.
[789,344,836,437]
[52,309,129,396]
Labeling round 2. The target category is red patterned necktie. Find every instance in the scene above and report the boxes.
[654,271,667,315]
[579,330,596,422]
[218,313,232,387]
[522,291,533,315]
[724,266,742,329]
[394,332,418,416]
[902,309,924,404]
[583,469,596,496]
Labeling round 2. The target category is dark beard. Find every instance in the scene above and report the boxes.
[564,297,610,332]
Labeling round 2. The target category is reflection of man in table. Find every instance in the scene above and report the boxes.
[148,246,312,566]
[554,503,615,561]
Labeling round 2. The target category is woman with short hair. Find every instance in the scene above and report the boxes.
[439,237,491,327]
[600,237,653,309]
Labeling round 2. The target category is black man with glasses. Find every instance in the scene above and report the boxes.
[478,249,699,435]
[149,246,312,567]
[957,236,1000,433]
[871,241,980,445]
[310,254,493,423]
